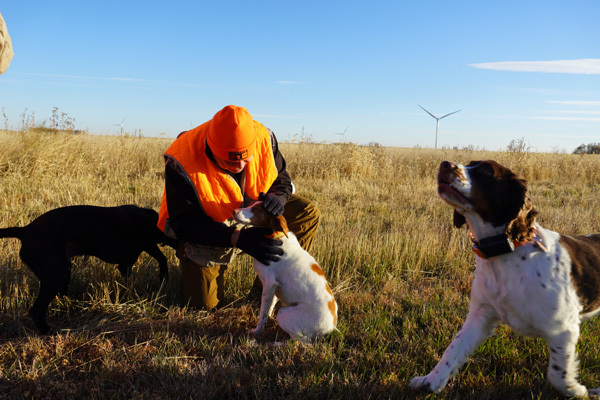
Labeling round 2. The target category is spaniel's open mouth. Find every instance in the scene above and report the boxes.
[437,178,472,205]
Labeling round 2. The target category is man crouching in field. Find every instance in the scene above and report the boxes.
[157,105,321,310]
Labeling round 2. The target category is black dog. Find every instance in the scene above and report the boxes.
[0,205,176,334]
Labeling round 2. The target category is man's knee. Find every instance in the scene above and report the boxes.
[305,198,321,230]
[180,260,225,310]
[284,195,321,252]
[302,198,321,225]
[286,194,320,223]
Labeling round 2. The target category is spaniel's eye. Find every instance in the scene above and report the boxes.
[467,161,495,177]
[479,165,494,176]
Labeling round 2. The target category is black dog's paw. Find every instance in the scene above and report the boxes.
[28,308,51,335]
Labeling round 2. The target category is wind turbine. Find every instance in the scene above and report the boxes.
[333,126,349,142]
[113,117,127,135]
[418,105,461,149]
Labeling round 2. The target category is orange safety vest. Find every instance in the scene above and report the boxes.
[157,120,278,231]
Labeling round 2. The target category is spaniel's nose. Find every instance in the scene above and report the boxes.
[439,161,457,171]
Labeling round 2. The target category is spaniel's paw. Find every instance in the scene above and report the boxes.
[248,327,264,336]
[409,374,447,394]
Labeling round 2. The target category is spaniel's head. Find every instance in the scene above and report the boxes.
[437,160,538,242]
[233,201,289,234]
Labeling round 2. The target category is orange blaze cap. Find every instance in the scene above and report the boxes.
[207,105,257,162]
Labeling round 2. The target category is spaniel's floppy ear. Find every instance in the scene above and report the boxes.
[499,176,537,242]
[453,210,466,228]
[505,190,538,242]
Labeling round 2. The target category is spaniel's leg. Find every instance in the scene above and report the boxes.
[409,303,498,394]
[546,327,588,398]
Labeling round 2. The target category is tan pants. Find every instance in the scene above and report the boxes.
[179,194,321,310]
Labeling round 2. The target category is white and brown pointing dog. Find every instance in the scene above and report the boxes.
[233,201,338,342]
[410,160,600,398]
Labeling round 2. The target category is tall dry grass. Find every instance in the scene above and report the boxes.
[1,130,600,398]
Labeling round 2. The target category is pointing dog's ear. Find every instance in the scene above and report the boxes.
[453,210,466,228]
[267,214,288,235]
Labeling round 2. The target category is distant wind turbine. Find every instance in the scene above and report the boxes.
[333,126,349,142]
[418,105,461,149]
[113,117,127,135]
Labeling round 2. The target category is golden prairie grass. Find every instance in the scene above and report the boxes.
[1,130,600,398]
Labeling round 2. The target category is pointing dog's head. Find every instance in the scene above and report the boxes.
[233,201,289,235]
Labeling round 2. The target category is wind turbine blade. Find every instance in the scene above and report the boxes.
[418,105,437,119]
[333,126,350,135]
[439,110,461,119]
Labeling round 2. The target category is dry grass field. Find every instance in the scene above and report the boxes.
[1,130,600,399]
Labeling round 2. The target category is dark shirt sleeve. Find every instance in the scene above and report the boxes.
[164,158,234,247]
[268,131,293,205]
[164,129,292,246]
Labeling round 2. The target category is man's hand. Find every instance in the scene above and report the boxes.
[259,192,284,216]
[236,226,283,265]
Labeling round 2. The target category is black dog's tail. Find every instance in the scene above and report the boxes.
[0,227,24,240]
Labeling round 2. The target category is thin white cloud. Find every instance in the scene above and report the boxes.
[550,110,600,115]
[529,116,600,122]
[17,72,206,88]
[469,59,600,74]
[547,100,600,106]
[20,72,148,82]
[509,87,567,95]
[254,114,301,119]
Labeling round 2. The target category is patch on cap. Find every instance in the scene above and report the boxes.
[228,150,248,161]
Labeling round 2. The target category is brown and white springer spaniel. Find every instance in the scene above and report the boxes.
[410,160,600,398]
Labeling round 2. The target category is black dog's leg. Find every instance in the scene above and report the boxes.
[21,249,71,334]
[58,264,71,297]
[144,244,169,281]
[29,282,56,334]
[30,264,70,334]
[116,249,143,279]
[30,270,69,334]
[117,261,134,279]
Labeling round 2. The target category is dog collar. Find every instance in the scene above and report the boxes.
[469,231,530,259]
[267,231,287,240]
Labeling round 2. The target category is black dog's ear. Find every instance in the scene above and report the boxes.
[453,210,466,228]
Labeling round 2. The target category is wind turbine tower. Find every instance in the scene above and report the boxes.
[418,105,461,149]
[113,117,127,135]
[333,126,349,142]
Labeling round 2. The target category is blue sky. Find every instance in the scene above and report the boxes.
[1,1,599,152]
